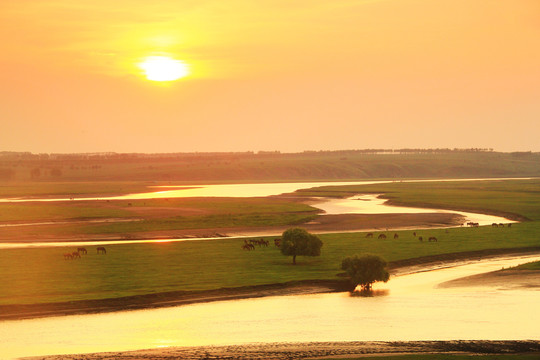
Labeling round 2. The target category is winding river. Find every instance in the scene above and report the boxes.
[0,179,516,249]
[1,254,539,359]
[0,178,535,359]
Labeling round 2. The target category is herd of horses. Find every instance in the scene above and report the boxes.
[491,222,512,227]
[242,238,280,250]
[365,232,438,242]
[63,246,106,259]
[240,222,515,250]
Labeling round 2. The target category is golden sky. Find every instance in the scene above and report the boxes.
[1,0,539,153]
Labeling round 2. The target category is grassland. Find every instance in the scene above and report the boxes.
[0,197,319,240]
[0,178,539,315]
[512,261,540,270]
[2,222,538,307]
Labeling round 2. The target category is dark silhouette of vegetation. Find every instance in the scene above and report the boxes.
[341,254,390,291]
[280,228,322,265]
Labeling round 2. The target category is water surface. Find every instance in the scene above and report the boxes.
[1,254,539,359]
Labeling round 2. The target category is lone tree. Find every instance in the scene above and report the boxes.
[280,228,323,265]
[341,254,390,291]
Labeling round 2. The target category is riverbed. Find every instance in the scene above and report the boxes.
[1,254,539,359]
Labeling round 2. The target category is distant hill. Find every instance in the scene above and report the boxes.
[0,149,539,182]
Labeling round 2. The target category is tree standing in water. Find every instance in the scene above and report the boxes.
[280,228,323,265]
[341,254,390,291]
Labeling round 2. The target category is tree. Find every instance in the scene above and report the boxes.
[280,227,323,265]
[341,254,390,291]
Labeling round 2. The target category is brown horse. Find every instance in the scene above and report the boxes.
[274,238,281,247]
[77,247,87,254]
[378,234,387,239]
[366,233,374,238]
[393,233,399,239]
[63,253,73,260]
[428,237,438,242]
[72,251,81,258]
[97,247,106,254]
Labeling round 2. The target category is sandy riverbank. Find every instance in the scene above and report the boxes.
[22,340,540,360]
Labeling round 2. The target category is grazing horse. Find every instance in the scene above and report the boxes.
[492,223,499,227]
[243,240,255,250]
[378,234,387,239]
[413,232,417,237]
[64,253,73,260]
[97,247,106,254]
[499,223,504,227]
[428,237,438,242]
[366,233,374,238]
[77,247,87,254]
[274,238,281,247]
[508,223,512,228]
[393,233,399,239]
[418,236,423,242]
[71,251,81,258]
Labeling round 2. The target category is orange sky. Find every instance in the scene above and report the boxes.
[1,0,539,153]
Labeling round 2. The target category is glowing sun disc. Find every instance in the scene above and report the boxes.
[138,56,189,81]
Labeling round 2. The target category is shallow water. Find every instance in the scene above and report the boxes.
[0,180,386,202]
[1,254,539,359]
[0,177,532,202]
[315,194,514,226]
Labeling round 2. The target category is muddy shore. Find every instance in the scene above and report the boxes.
[23,340,540,360]
[2,246,539,321]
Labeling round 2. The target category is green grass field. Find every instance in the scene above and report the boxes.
[512,261,540,270]
[1,222,538,305]
[0,197,319,238]
[0,178,539,306]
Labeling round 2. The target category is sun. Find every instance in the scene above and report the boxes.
[138,56,189,82]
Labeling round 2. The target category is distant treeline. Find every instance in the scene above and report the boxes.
[0,148,503,161]
[0,149,538,182]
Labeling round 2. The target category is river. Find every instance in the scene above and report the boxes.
[1,254,539,359]
[0,177,532,202]
[0,180,515,249]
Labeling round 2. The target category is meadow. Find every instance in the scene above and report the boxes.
[0,197,319,240]
[1,178,539,307]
